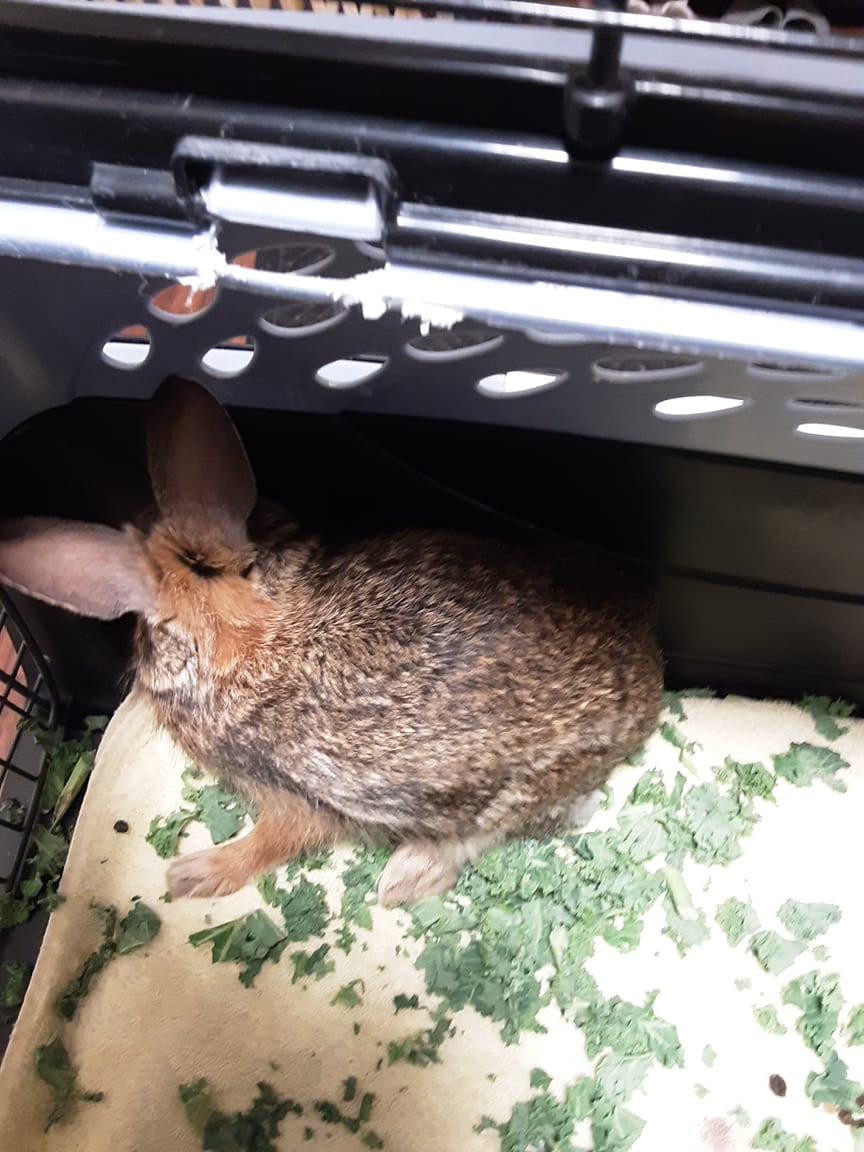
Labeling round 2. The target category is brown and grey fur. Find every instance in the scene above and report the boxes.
[0,376,663,906]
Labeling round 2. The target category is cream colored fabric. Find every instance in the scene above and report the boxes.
[1,691,863,1151]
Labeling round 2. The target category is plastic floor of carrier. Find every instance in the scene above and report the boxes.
[0,0,861,729]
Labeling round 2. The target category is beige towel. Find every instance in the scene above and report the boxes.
[1,691,863,1151]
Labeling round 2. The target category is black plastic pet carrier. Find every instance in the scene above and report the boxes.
[0,0,862,863]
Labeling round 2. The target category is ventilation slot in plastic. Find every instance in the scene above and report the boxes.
[260,300,348,339]
[201,336,256,378]
[406,326,503,362]
[654,395,746,419]
[476,370,565,398]
[101,327,152,370]
[316,357,388,389]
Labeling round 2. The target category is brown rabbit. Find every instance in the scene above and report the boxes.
[0,377,663,905]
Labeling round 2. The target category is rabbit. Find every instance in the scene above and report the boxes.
[0,376,664,906]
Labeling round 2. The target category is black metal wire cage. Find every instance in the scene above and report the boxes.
[0,593,57,897]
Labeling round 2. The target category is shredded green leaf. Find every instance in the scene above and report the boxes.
[146,810,196,859]
[393,993,420,1013]
[772,743,848,793]
[387,1016,451,1067]
[179,1079,301,1152]
[332,980,365,1009]
[258,874,330,944]
[751,1117,818,1152]
[847,1005,864,1046]
[189,910,289,988]
[754,1006,787,1035]
[798,695,855,741]
[777,900,841,942]
[715,897,760,947]
[290,943,334,984]
[748,931,806,976]
[54,899,161,1020]
[36,1037,103,1131]
[55,902,118,1021]
[1,960,30,1008]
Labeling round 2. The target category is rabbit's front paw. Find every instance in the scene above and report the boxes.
[166,846,247,899]
[376,841,463,908]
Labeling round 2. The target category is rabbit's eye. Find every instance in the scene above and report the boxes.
[240,562,255,579]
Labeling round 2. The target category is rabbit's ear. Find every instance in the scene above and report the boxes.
[147,376,256,533]
[0,518,154,620]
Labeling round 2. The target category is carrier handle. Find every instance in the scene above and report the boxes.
[172,136,398,244]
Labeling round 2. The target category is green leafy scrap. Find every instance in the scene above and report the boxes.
[805,1050,860,1111]
[782,970,863,1112]
[186,783,248,846]
[54,899,160,1021]
[777,900,841,942]
[715,756,776,802]
[577,993,683,1069]
[659,721,698,769]
[36,1037,103,1131]
[475,1092,576,1152]
[55,902,118,1020]
[393,993,420,1013]
[179,1078,300,1152]
[332,981,365,1009]
[147,772,249,859]
[0,824,69,928]
[290,943,334,984]
[0,719,106,929]
[748,931,806,976]
[258,874,330,944]
[146,810,196,859]
[798,695,855,741]
[29,714,108,825]
[1,960,30,1008]
[529,1068,552,1091]
[682,783,756,866]
[662,691,687,721]
[783,970,843,1059]
[314,1089,377,1137]
[751,1118,818,1152]
[342,1076,358,1103]
[179,1078,213,1136]
[715,897,760,947]
[662,895,710,957]
[337,849,389,954]
[189,910,289,988]
[772,743,848,792]
[847,1005,864,1046]
[116,900,162,955]
[754,1006,787,1036]
[387,1015,451,1067]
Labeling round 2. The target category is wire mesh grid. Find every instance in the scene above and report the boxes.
[0,592,59,896]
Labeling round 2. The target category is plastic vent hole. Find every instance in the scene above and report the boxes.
[796,422,864,440]
[101,327,152,370]
[148,283,217,324]
[237,243,334,276]
[316,357,388,390]
[526,328,593,345]
[201,336,256,379]
[476,370,565,398]
[260,299,348,339]
[748,361,848,382]
[406,326,503,363]
[593,353,704,383]
[790,397,864,412]
[355,240,386,263]
[654,395,746,418]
